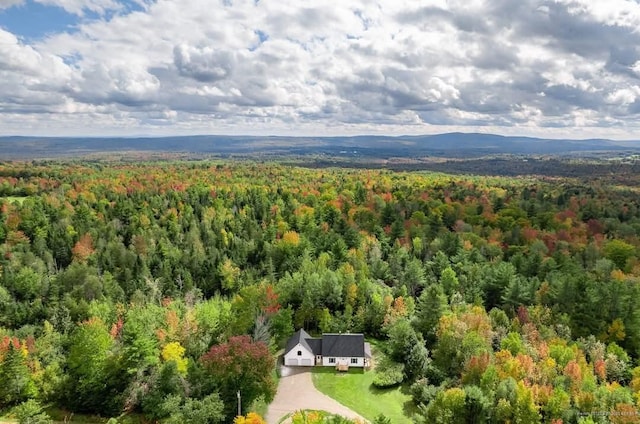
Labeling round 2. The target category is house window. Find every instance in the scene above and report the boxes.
[351,358,358,364]
[297,350,302,356]
[329,358,336,364]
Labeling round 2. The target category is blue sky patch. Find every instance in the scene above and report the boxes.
[0,0,148,42]
[0,1,79,41]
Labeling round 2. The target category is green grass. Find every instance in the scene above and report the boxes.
[311,342,417,423]
[1,196,27,205]
[1,407,145,424]
[45,408,146,424]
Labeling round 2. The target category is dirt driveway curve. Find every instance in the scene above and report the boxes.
[265,366,368,424]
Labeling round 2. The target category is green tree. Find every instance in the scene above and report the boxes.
[413,284,448,347]
[120,304,162,374]
[65,318,119,413]
[543,387,570,422]
[402,258,426,297]
[162,393,225,424]
[440,267,459,298]
[603,239,635,270]
[500,332,525,356]
[482,262,516,310]
[33,321,64,402]
[11,267,43,301]
[269,306,294,345]
[422,388,466,424]
[13,399,53,424]
[0,343,35,406]
[141,362,187,420]
[463,385,491,424]
[387,318,429,380]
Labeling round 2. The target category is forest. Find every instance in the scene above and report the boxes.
[1,160,640,423]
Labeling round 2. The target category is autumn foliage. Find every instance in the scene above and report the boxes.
[1,160,640,422]
[201,336,275,417]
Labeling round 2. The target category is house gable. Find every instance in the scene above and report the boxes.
[284,329,316,356]
[284,341,315,366]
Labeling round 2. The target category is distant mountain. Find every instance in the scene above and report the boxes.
[1,133,639,159]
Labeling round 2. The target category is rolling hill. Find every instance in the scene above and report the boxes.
[0,133,639,159]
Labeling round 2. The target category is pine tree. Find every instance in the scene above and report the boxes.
[413,284,448,347]
[0,343,34,406]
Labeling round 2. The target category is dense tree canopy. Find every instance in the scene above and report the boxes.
[1,160,640,421]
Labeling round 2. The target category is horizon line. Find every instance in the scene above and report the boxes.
[1,131,639,142]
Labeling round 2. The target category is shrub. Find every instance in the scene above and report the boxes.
[13,400,53,424]
[410,378,439,406]
[373,415,392,424]
[372,360,404,388]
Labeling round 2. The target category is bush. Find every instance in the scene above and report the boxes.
[290,410,357,423]
[372,361,404,388]
[424,363,447,386]
[162,393,225,424]
[13,400,53,424]
[373,414,392,424]
[410,379,439,406]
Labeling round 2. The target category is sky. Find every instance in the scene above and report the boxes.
[1,0,640,138]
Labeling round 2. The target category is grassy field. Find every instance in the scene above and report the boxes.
[311,343,417,423]
[1,196,28,204]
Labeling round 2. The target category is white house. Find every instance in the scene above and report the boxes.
[283,329,371,369]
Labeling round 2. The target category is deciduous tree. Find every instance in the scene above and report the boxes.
[201,336,275,419]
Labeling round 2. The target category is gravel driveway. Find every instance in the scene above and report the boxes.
[265,366,368,424]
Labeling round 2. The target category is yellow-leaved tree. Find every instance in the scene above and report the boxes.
[160,341,188,375]
[234,412,266,424]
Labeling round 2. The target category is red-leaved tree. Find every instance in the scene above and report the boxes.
[201,336,275,419]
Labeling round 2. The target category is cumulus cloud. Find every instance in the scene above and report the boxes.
[0,0,640,137]
[173,45,235,82]
[0,28,74,113]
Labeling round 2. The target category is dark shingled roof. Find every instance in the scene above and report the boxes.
[285,329,315,355]
[321,334,365,357]
[306,338,323,355]
[285,331,366,357]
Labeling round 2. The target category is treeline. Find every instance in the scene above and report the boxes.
[1,161,640,422]
[296,156,640,180]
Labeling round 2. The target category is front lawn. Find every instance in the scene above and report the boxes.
[311,343,416,423]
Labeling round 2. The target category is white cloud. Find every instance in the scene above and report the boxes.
[557,0,640,29]
[173,44,235,82]
[38,0,121,16]
[0,0,121,15]
[0,0,23,9]
[0,28,75,114]
[0,0,640,137]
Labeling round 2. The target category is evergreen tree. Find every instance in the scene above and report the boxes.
[0,343,34,406]
[413,284,448,347]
